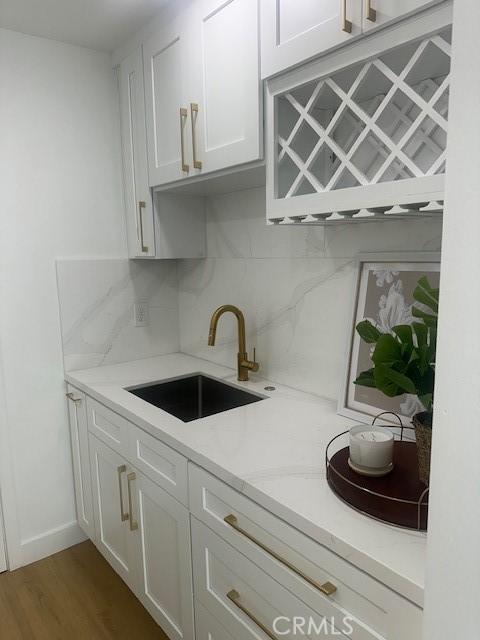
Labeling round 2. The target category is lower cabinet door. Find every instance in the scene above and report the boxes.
[195,601,236,640]
[66,385,94,539]
[130,470,195,640]
[89,435,138,592]
[191,517,354,640]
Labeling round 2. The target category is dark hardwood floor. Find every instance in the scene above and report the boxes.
[0,541,169,639]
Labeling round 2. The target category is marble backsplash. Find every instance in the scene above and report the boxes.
[178,187,442,400]
[56,258,179,371]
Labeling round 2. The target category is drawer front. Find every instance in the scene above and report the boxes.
[189,463,422,640]
[127,423,188,506]
[86,398,130,456]
[192,517,353,640]
[195,601,237,640]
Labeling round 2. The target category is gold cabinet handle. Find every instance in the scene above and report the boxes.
[190,103,202,170]
[227,590,278,640]
[366,0,376,22]
[117,465,129,522]
[127,472,138,531]
[138,201,149,253]
[341,0,352,33]
[224,515,337,597]
[179,107,190,173]
[66,392,82,405]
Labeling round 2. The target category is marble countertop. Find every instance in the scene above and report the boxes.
[66,353,426,607]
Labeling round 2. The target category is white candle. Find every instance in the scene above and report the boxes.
[349,425,394,470]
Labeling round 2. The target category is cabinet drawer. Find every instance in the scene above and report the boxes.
[195,600,237,640]
[189,464,422,640]
[86,398,130,456]
[192,518,354,639]
[127,423,188,506]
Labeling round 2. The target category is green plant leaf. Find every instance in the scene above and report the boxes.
[371,334,402,367]
[413,276,439,313]
[353,368,376,388]
[412,306,437,327]
[376,364,417,395]
[356,320,381,344]
[392,324,413,346]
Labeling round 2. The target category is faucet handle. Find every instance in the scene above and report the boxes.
[253,347,256,363]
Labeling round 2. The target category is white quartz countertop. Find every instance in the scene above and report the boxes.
[66,353,426,607]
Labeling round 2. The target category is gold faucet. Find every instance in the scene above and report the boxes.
[208,305,259,381]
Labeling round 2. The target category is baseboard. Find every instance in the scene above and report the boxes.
[19,520,87,568]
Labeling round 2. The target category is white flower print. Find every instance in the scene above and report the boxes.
[373,269,400,287]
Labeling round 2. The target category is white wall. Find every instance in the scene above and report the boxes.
[178,187,443,399]
[0,28,126,567]
[423,2,480,636]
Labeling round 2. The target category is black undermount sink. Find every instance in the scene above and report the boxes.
[127,374,264,423]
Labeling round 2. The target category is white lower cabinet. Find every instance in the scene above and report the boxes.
[68,392,423,640]
[131,470,195,640]
[89,435,139,591]
[66,385,95,539]
[88,434,194,640]
[195,601,236,640]
[191,517,354,639]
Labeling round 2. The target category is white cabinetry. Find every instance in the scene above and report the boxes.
[66,385,94,539]
[119,46,205,259]
[363,0,444,32]
[131,470,194,640]
[261,0,445,79]
[143,16,191,187]
[261,0,362,79]
[187,0,262,175]
[143,0,262,187]
[266,6,451,223]
[119,48,155,258]
[89,434,194,640]
[89,435,138,590]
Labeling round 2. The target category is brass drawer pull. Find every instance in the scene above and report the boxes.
[227,590,278,640]
[179,107,190,173]
[66,392,82,405]
[224,514,337,597]
[127,472,139,531]
[190,103,202,169]
[117,465,129,522]
[138,201,149,253]
[366,0,376,22]
[341,0,352,33]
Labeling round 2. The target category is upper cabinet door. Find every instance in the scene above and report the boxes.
[362,0,443,32]
[119,49,155,257]
[187,0,262,175]
[143,18,191,186]
[261,0,362,79]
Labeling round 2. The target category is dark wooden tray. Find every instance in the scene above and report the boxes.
[327,442,428,531]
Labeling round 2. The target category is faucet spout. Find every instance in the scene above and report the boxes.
[207,305,258,381]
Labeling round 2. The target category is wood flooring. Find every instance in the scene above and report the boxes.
[0,541,169,640]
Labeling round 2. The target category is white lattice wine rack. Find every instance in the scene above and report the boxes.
[266,16,451,225]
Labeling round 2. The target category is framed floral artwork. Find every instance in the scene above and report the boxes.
[338,252,441,425]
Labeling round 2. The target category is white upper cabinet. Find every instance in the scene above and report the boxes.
[261,0,363,78]
[187,0,262,175]
[362,0,444,32]
[261,0,446,79]
[265,6,452,223]
[143,16,191,186]
[118,49,155,258]
[143,0,261,187]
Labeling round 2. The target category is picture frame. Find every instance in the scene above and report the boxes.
[337,252,441,425]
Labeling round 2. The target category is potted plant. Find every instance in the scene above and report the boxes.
[353,276,439,485]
